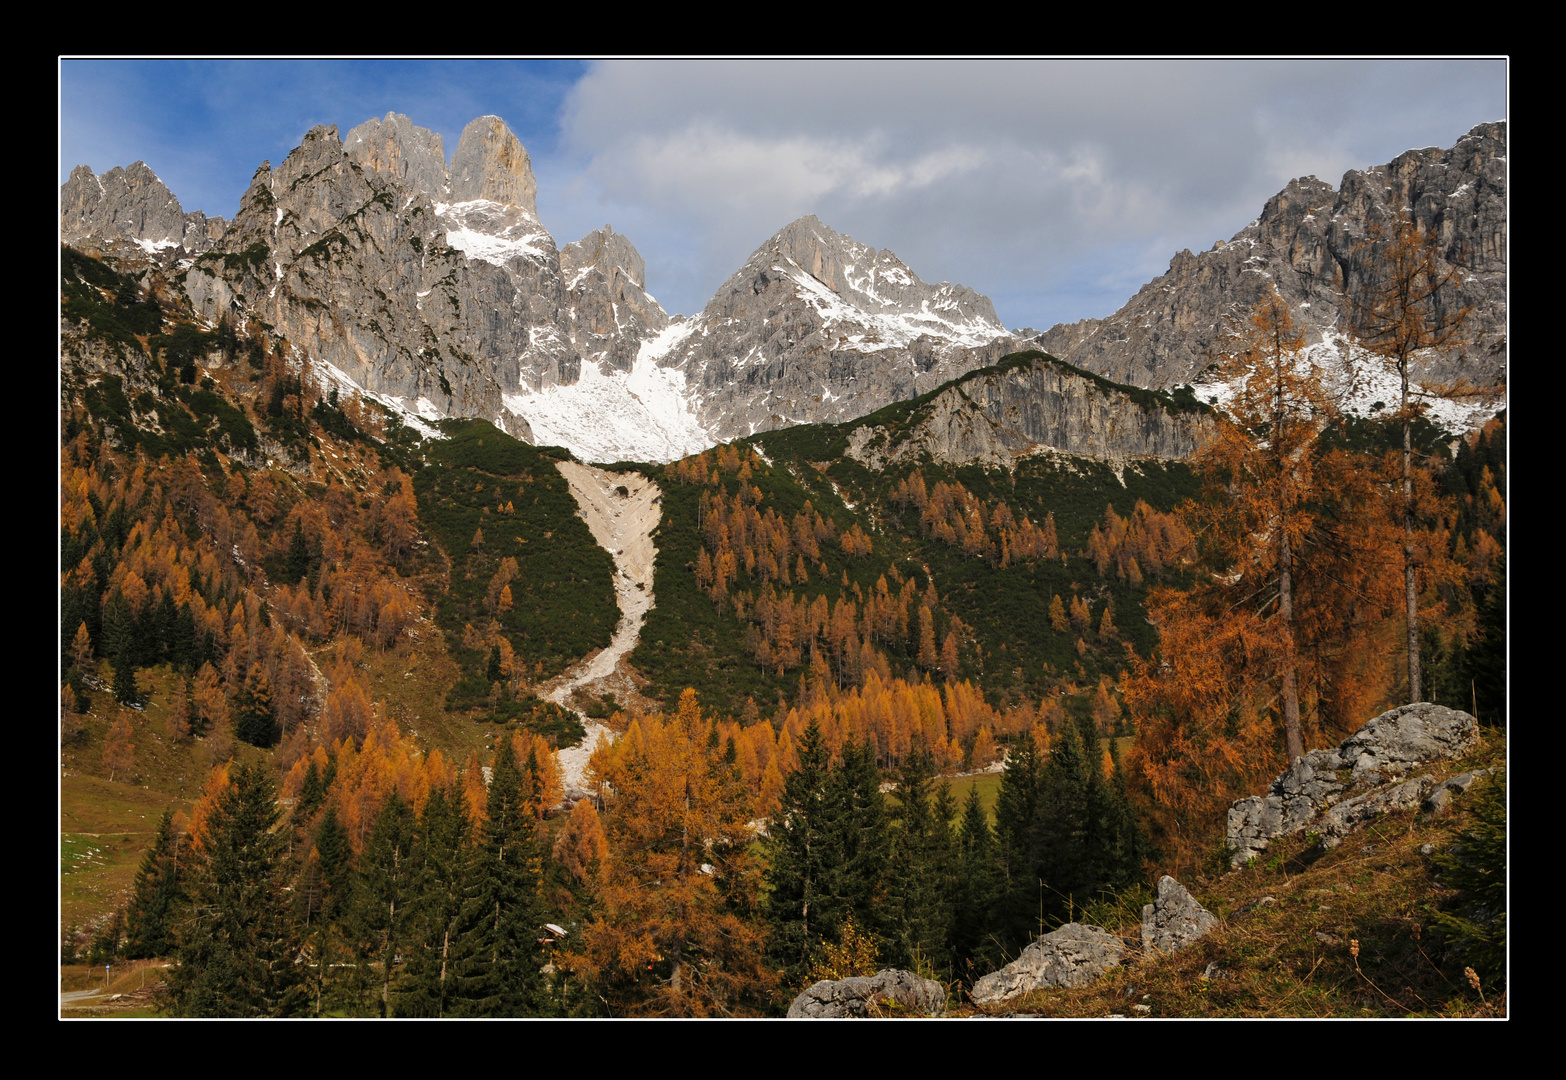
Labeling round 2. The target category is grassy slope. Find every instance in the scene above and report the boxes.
[956,733,1507,1017]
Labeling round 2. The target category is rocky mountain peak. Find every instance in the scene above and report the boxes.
[60,159,225,255]
[562,225,648,292]
[560,225,669,373]
[448,115,538,219]
[345,112,449,200]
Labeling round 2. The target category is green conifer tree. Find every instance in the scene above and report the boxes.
[169,763,304,1016]
[123,809,181,959]
[764,719,832,985]
[396,784,472,1018]
[449,741,545,1016]
[882,744,956,976]
[951,784,1004,979]
[992,731,1046,949]
[347,794,416,1016]
[234,664,278,748]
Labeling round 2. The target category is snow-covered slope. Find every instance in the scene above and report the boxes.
[502,323,710,463]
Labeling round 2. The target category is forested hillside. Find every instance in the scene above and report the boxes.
[59,241,1504,1016]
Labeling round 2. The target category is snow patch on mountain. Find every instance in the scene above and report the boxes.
[1193,334,1503,435]
[502,353,712,464]
[781,260,1006,351]
[435,199,551,266]
[636,318,699,364]
[311,359,445,439]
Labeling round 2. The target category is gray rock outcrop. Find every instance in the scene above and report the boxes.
[786,968,947,1017]
[1226,702,1479,866]
[1425,769,1489,815]
[562,225,670,373]
[970,923,1124,1005]
[60,161,226,255]
[1140,875,1219,955]
[844,353,1213,470]
[447,115,539,218]
[178,117,579,438]
[1037,122,1507,395]
[345,111,450,200]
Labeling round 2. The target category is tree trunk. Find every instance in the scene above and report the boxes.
[1279,528,1303,761]
[439,928,449,1019]
[1402,363,1422,702]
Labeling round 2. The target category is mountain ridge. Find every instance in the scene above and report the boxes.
[1035,121,1507,395]
[62,113,1032,462]
[61,116,1506,463]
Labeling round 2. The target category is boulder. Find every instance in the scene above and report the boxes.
[786,968,946,1018]
[970,923,1124,1006]
[1227,703,1478,866]
[1141,876,1219,954]
[1425,769,1489,815]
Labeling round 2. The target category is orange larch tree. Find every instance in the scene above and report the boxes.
[1348,212,1474,703]
[570,690,773,1016]
[1126,292,1406,866]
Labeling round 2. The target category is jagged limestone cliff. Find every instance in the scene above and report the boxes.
[60,161,226,256]
[1037,122,1507,392]
[844,353,1213,471]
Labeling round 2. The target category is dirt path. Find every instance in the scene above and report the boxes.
[541,462,662,800]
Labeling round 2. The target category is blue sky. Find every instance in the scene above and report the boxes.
[59,59,1507,331]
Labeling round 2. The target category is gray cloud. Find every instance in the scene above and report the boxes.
[543,59,1506,328]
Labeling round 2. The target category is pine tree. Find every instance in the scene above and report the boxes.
[992,729,1046,950]
[1034,718,1097,913]
[169,763,304,1016]
[396,784,473,1018]
[123,809,181,959]
[951,784,1004,979]
[286,518,310,583]
[820,739,890,950]
[449,740,545,1016]
[882,744,957,976]
[348,793,416,1016]
[293,808,352,1016]
[764,719,833,985]
[234,663,278,748]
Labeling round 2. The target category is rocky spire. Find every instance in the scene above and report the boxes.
[561,225,669,372]
[448,115,538,218]
[345,112,449,199]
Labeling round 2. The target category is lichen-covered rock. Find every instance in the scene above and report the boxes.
[786,968,946,1018]
[1141,876,1219,954]
[970,923,1124,1005]
[1227,703,1478,866]
[1316,777,1433,848]
[1337,704,1480,783]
